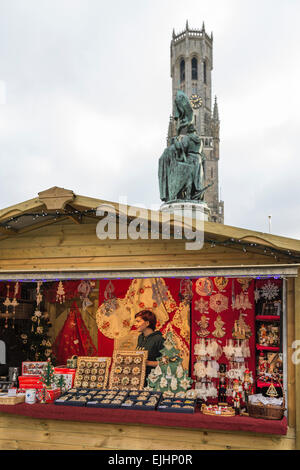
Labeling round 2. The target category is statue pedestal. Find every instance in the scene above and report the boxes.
[160,201,210,221]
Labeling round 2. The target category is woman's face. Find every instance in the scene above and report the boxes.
[135,316,149,333]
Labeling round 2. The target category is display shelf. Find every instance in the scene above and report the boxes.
[255,316,281,321]
[256,345,280,352]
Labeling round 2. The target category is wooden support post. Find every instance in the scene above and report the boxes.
[295,274,300,450]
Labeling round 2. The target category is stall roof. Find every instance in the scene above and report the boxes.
[0,186,300,256]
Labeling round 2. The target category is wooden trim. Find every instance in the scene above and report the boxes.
[287,278,296,428]
[295,275,300,450]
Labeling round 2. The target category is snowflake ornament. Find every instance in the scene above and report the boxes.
[261,280,279,300]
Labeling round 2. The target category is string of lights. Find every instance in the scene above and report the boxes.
[0,210,299,262]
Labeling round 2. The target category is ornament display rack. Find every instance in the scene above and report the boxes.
[255,279,283,393]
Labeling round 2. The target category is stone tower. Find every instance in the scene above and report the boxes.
[167,21,224,223]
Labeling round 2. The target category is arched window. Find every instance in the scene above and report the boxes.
[203,60,207,84]
[180,59,185,83]
[191,57,198,80]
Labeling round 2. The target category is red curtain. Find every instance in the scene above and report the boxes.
[52,301,97,364]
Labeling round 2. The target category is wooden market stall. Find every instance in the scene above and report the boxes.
[0,186,299,451]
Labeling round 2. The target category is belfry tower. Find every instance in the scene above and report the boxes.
[168,21,224,223]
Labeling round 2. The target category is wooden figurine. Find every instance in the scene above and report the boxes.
[218,364,227,404]
[232,378,242,415]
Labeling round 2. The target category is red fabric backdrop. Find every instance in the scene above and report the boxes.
[191,277,256,384]
[97,278,190,361]
[53,301,97,364]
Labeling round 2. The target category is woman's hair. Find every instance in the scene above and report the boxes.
[135,310,157,331]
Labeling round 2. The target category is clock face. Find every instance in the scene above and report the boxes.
[190,94,203,109]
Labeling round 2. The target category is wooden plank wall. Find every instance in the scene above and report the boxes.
[0,414,296,450]
[0,219,290,271]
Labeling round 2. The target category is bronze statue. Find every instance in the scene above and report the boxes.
[158,90,212,203]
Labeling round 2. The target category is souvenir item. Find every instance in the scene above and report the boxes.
[109,350,148,390]
[214,277,228,292]
[74,357,111,389]
[195,315,210,337]
[232,379,243,414]
[232,313,252,339]
[194,298,209,314]
[218,364,227,404]
[195,278,214,296]
[237,278,252,292]
[25,389,36,404]
[22,361,48,376]
[212,315,226,338]
[209,293,228,314]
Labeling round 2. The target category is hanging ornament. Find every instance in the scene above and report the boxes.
[214,277,228,292]
[195,278,214,297]
[233,292,252,310]
[3,284,11,328]
[232,313,252,340]
[254,288,260,302]
[78,280,93,311]
[56,281,66,304]
[212,315,226,338]
[194,298,209,314]
[171,376,178,391]
[231,279,236,309]
[179,279,193,303]
[11,281,20,329]
[209,293,228,314]
[261,280,280,301]
[195,315,210,337]
[237,278,252,292]
[266,381,279,398]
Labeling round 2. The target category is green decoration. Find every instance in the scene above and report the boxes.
[54,374,67,393]
[158,90,213,203]
[147,331,193,393]
[40,359,55,389]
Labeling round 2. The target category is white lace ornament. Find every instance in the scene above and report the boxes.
[194,361,206,379]
[171,376,178,391]
[176,364,184,378]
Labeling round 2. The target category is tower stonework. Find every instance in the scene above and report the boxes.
[167,21,224,223]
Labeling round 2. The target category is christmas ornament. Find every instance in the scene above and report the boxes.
[261,280,280,301]
[56,281,66,304]
[237,278,252,292]
[212,315,226,338]
[209,293,228,314]
[194,298,209,314]
[195,315,210,337]
[214,277,228,292]
[195,278,214,297]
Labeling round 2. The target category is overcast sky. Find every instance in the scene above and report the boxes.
[0,0,299,239]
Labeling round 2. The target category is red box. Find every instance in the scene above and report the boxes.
[37,388,61,403]
[54,367,76,387]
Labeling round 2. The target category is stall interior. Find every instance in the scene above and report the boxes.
[0,276,285,419]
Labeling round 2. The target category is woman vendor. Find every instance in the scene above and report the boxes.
[135,310,165,379]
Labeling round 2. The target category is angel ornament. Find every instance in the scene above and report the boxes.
[195,315,210,338]
[212,315,226,338]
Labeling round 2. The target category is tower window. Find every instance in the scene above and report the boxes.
[203,60,207,84]
[191,57,198,80]
[180,59,185,83]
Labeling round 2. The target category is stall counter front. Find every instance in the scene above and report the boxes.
[0,403,294,451]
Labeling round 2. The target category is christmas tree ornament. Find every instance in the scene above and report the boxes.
[232,313,252,340]
[212,315,226,338]
[237,278,252,292]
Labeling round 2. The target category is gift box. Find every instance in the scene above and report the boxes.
[37,388,61,403]
[21,362,48,376]
[54,367,76,388]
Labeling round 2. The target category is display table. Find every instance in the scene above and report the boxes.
[0,403,288,435]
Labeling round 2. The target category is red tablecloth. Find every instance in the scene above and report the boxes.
[0,403,287,435]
